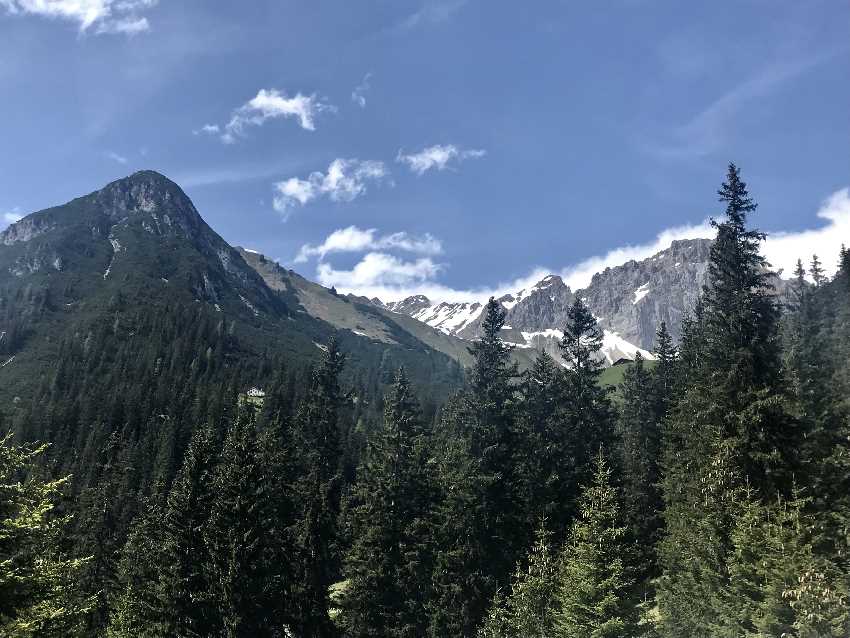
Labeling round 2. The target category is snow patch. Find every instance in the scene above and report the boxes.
[239,295,259,317]
[632,282,651,305]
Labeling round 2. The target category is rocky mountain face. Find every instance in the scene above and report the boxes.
[372,239,716,366]
[0,171,466,402]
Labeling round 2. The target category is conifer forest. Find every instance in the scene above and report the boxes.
[3,163,850,637]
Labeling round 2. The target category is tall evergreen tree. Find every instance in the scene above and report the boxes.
[557,298,614,495]
[515,351,567,538]
[429,298,521,637]
[290,338,347,638]
[0,435,91,637]
[554,449,637,638]
[340,368,437,638]
[616,353,662,585]
[810,254,826,287]
[202,410,290,637]
[658,164,802,635]
[108,424,219,638]
[477,522,560,638]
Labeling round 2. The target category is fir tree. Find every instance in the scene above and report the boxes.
[616,353,662,585]
[0,435,91,637]
[340,368,437,638]
[290,338,347,638]
[202,410,290,637]
[554,450,637,638]
[557,298,614,495]
[658,164,802,635]
[810,254,825,287]
[652,321,677,412]
[429,298,521,637]
[477,522,560,638]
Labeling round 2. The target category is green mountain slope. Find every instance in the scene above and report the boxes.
[0,171,464,415]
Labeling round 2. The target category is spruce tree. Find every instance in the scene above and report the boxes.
[340,368,437,638]
[515,351,567,539]
[658,164,802,635]
[0,435,91,637]
[430,298,520,637]
[616,353,662,586]
[554,449,637,638]
[652,321,677,412]
[557,298,614,496]
[477,522,560,638]
[290,338,347,638]
[202,410,291,637]
[810,254,825,287]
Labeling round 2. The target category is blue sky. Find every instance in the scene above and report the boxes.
[1,0,848,300]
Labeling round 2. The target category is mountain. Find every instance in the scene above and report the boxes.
[0,171,466,407]
[373,239,717,366]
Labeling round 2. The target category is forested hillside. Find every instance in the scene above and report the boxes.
[3,164,850,637]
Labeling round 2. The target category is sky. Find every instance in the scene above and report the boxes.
[0,0,848,302]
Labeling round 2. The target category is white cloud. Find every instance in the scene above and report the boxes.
[272,159,388,217]
[295,225,442,263]
[351,73,372,108]
[395,0,467,31]
[311,187,850,304]
[193,123,220,136]
[1,208,23,228]
[762,187,850,279]
[317,253,441,289]
[218,89,334,143]
[104,150,128,164]
[397,144,486,175]
[0,0,156,34]
[558,220,715,289]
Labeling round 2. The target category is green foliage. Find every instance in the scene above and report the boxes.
[0,435,91,637]
[340,369,437,637]
[478,523,560,638]
[554,450,637,638]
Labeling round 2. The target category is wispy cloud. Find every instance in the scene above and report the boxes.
[201,89,334,144]
[311,187,850,302]
[351,73,372,108]
[0,0,157,35]
[643,50,843,160]
[193,123,220,136]
[295,225,442,263]
[104,150,128,164]
[397,144,485,175]
[1,207,23,228]
[395,0,467,31]
[272,158,388,218]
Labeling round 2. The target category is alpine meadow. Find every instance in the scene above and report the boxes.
[2,2,850,637]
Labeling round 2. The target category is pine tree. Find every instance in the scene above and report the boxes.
[203,410,290,637]
[290,338,347,638]
[107,489,168,638]
[515,351,567,538]
[658,164,802,635]
[810,254,826,287]
[554,450,637,638]
[725,488,849,637]
[108,425,219,638]
[616,353,662,586]
[429,298,521,637]
[557,298,615,495]
[652,321,677,412]
[477,522,560,638]
[340,368,437,638]
[0,435,92,637]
